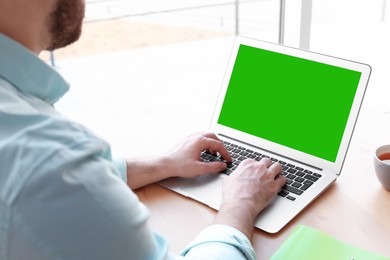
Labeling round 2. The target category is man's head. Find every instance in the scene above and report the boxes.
[0,0,85,53]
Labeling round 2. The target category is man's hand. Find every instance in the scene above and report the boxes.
[214,158,286,239]
[166,132,232,178]
[126,132,232,189]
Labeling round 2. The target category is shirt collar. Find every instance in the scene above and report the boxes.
[0,33,69,105]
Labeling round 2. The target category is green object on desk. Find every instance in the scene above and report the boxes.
[271,225,389,260]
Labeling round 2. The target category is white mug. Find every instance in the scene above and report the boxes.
[374,144,390,191]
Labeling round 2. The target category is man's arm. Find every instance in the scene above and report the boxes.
[125,132,232,190]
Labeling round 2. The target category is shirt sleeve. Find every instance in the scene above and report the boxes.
[111,156,127,183]
[180,224,256,260]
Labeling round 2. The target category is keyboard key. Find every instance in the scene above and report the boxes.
[304,175,319,182]
[210,157,218,162]
[287,168,297,173]
[222,168,233,175]
[300,184,312,191]
[283,185,303,195]
[239,151,249,156]
[286,174,296,180]
[278,190,289,197]
[286,195,296,201]
[201,154,212,160]
[313,173,322,178]
[247,154,256,159]
[291,182,302,188]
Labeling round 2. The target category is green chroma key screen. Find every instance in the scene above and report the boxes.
[218,44,362,162]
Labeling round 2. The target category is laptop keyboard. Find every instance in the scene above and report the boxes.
[200,140,322,202]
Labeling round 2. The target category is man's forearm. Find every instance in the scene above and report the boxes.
[126,156,173,190]
[213,204,256,240]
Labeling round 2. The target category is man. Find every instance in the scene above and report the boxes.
[0,0,286,259]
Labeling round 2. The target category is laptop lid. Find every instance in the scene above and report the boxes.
[210,37,371,174]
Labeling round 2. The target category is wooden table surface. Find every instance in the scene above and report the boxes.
[135,168,390,258]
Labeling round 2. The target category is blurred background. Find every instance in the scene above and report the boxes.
[40,0,390,62]
[45,0,390,158]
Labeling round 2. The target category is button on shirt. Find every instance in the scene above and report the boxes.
[0,33,256,260]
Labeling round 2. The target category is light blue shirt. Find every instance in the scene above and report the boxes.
[0,33,256,260]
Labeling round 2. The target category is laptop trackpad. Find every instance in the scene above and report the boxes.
[180,173,223,210]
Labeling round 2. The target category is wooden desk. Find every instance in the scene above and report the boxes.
[57,37,390,258]
[135,179,390,258]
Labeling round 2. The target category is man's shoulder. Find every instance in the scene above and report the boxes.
[0,104,111,201]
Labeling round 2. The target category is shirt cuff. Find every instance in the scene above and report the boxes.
[180,224,256,260]
[111,157,127,183]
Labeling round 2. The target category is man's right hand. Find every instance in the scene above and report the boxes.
[213,158,286,239]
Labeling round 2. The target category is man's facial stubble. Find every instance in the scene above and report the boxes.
[46,0,85,51]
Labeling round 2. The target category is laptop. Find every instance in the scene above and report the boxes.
[160,36,371,233]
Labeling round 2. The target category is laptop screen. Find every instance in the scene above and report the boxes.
[217,44,362,162]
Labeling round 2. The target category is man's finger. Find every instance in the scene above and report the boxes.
[199,161,228,175]
[200,137,232,163]
[268,162,282,177]
[274,174,287,188]
[259,158,272,168]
